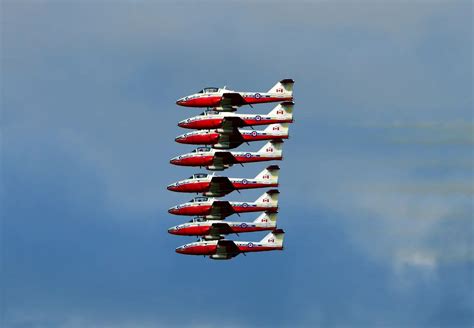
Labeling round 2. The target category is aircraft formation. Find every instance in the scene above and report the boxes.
[168,79,294,260]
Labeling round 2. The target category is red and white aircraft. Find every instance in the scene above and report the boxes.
[178,102,294,130]
[168,212,278,240]
[175,229,285,260]
[176,79,294,111]
[170,140,283,171]
[167,165,279,197]
[168,189,279,220]
[175,123,289,149]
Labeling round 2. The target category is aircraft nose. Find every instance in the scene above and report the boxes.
[177,119,187,128]
[175,246,184,254]
[175,134,186,143]
[176,97,186,105]
[167,183,178,191]
[170,156,180,165]
[168,206,179,214]
[168,226,177,234]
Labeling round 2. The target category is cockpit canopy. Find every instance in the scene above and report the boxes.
[199,110,219,116]
[190,217,206,223]
[191,147,211,153]
[197,87,219,94]
[189,173,209,179]
[189,197,209,203]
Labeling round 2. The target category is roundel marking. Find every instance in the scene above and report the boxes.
[247,242,254,248]
[242,203,249,208]
[254,93,262,99]
[245,153,251,158]
[240,223,248,228]
[242,179,248,185]
[251,131,258,137]
[255,115,262,121]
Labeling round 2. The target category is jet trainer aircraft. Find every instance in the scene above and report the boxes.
[175,123,289,149]
[176,79,294,111]
[168,189,279,220]
[168,212,278,240]
[170,140,283,171]
[167,165,279,197]
[178,102,294,130]
[175,229,285,260]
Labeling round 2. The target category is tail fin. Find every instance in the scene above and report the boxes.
[257,140,284,155]
[264,123,289,135]
[268,102,294,116]
[267,79,294,95]
[260,229,285,245]
[253,212,278,225]
[254,165,280,183]
[255,189,279,205]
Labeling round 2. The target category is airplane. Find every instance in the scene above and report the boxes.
[175,79,294,111]
[168,212,278,240]
[168,189,279,220]
[175,229,285,260]
[177,102,294,130]
[167,165,279,197]
[170,140,283,171]
[175,123,289,149]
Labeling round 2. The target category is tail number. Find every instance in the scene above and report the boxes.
[273,126,280,131]
[262,174,270,179]
[263,198,270,203]
[276,88,283,93]
[266,147,274,152]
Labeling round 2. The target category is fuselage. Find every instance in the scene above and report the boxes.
[168,220,275,236]
[175,128,289,146]
[175,240,283,256]
[178,112,293,129]
[176,90,292,108]
[167,176,277,195]
[169,149,282,168]
[168,199,278,217]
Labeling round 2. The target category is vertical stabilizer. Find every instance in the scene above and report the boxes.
[255,189,279,205]
[267,79,294,95]
[254,165,280,183]
[253,212,278,226]
[257,140,284,156]
[260,229,285,245]
[268,102,294,117]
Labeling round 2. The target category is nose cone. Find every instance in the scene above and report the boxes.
[177,119,187,128]
[175,134,187,143]
[170,156,180,165]
[176,97,186,106]
[167,183,175,191]
[175,246,185,254]
[168,226,177,234]
[168,206,178,214]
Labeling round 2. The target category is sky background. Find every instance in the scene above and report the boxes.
[1,1,473,327]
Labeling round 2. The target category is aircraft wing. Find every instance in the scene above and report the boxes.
[216,129,244,149]
[209,222,234,235]
[209,201,235,219]
[221,117,245,130]
[220,93,248,108]
[212,151,238,169]
[216,240,241,258]
[209,176,235,196]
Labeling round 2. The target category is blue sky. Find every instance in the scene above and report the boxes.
[2,1,473,327]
